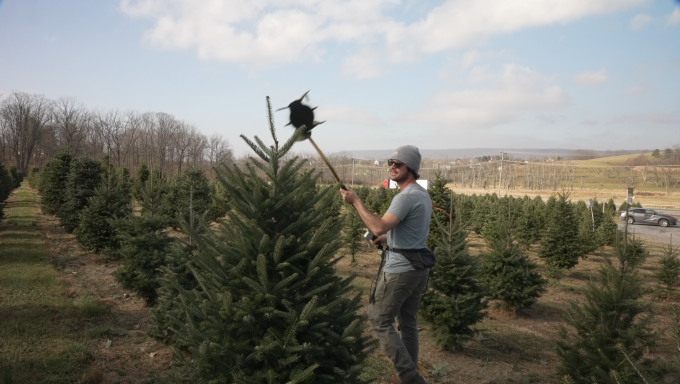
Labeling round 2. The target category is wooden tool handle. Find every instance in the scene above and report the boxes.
[308,137,346,190]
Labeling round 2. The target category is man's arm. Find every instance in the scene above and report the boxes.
[340,188,400,236]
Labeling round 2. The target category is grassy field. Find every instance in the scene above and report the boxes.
[0,185,98,383]
[444,152,680,208]
[0,184,173,383]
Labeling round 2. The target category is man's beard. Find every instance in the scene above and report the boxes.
[391,170,409,183]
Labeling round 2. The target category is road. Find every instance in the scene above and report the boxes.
[616,208,680,246]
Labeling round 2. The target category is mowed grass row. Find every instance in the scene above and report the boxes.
[0,184,99,383]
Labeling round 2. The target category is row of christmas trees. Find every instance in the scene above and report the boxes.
[0,162,23,220]
[342,172,680,381]
[421,177,680,382]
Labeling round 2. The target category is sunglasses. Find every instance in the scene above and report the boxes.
[388,159,405,168]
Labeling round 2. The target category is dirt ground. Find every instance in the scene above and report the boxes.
[34,195,680,383]
[38,208,175,383]
[334,234,680,384]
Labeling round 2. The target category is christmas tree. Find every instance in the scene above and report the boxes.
[59,157,102,233]
[8,165,22,188]
[556,232,665,383]
[342,204,364,263]
[539,194,583,270]
[596,213,618,247]
[131,163,150,201]
[113,176,174,305]
[38,153,72,215]
[516,197,544,248]
[0,162,13,220]
[480,222,546,312]
[207,179,231,221]
[152,97,373,382]
[164,167,214,226]
[427,172,451,250]
[365,185,387,214]
[605,198,617,216]
[0,162,13,202]
[577,203,598,256]
[656,239,680,299]
[28,167,40,189]
[420,194,487,350]
[74,172,131,252]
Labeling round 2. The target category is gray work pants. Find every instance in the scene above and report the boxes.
[369,268,430,383]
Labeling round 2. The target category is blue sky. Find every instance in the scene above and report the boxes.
[1,0,679,156]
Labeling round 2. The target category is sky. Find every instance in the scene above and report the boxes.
[0,0,679,157]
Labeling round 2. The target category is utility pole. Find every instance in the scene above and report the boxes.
[351,158,355,186]
[498,151,505,196]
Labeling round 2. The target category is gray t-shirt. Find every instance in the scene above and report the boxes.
[383,183,433,273]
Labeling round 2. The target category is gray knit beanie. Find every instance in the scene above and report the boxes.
[389,145,421,174]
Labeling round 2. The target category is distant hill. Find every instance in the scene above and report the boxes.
[342,148,645,161]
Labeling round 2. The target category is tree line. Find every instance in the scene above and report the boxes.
[0,92,234,177]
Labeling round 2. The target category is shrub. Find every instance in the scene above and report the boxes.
[539,194,583,270]
[421,198,487,350]
[480,225,546,312]
[39,153,73,215]
[59,157,102,233]
[74,173,131,252]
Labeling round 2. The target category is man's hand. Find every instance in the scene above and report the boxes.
[339,187,400,237]
[371,234,387,248]
[340,187,358,205]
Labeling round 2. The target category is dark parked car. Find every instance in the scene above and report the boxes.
[620,208,678,227]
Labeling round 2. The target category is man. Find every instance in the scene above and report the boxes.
[340,145,432,384]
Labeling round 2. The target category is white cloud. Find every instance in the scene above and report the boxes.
[630,13,652,29]
[572,68,608,86]
[402,64,568,128]
[668,7,680,26]
[120,0,648,75]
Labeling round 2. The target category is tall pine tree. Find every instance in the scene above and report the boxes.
[539,194,583,270]
[516,197,544,248]
[421,194,487,350]
[38,153,72,215]
[113,176,174,305]
[132,163,150,201]
[428,172,450,249]
[59,157,102,233]
[151,97,373,383]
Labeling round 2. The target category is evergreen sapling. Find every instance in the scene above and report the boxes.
[113,176,174,305]
[75,172,131,253]
[539,194,583,270]
[655,237,680,300]
[420,194,487,350]
[427,172,450,250]
[38,153,72,215]
[480,219,546,312]
[342,204,364,263]
[151,97,373,383]
[557,231,665,383]
[59,157,102,233]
